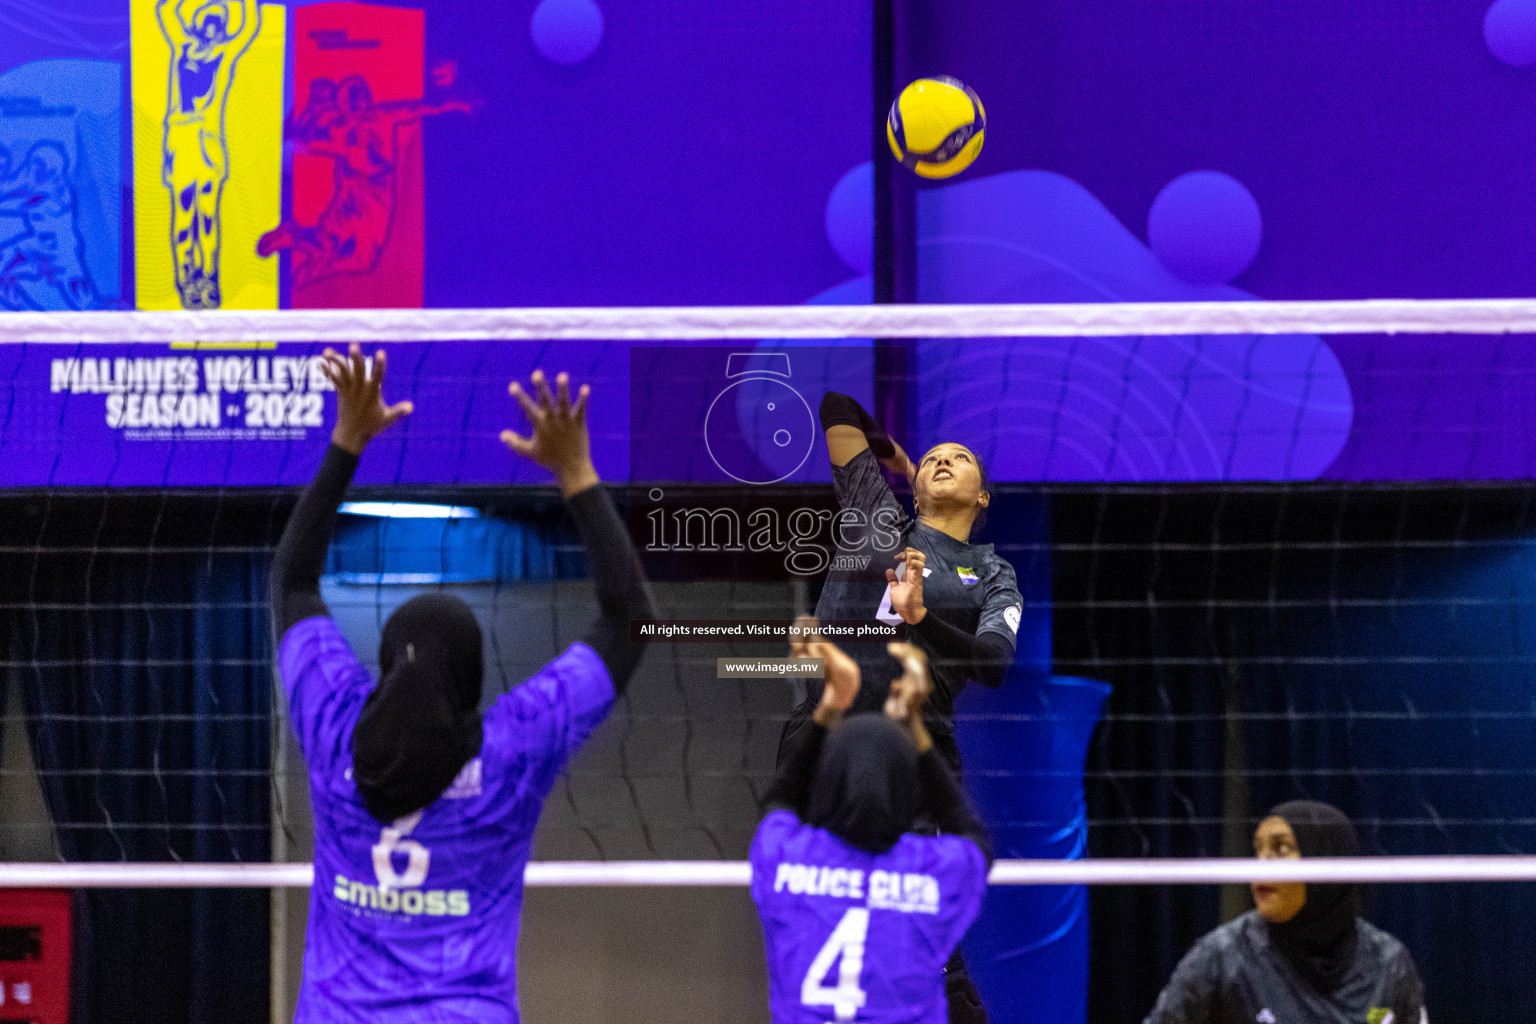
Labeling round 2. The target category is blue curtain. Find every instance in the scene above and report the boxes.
[327,508,582,582]
[0,492,273,1024]
[955,492,1109,1024]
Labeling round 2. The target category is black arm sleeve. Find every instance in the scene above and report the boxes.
[912,613,1014,689]
[819,391,895,459]
[918,748,993,865]
[270,444,359,639]
[567,484,657,696]
[762,719,827,815]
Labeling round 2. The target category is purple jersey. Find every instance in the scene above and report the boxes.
[751,810,987,1024]
[278,616,614,1024]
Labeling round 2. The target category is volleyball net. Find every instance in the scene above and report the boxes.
[1,299,1535,890]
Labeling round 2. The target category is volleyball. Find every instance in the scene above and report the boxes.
[886,76,986,179]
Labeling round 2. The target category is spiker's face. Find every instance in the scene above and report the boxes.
[1251,815,1307,924]
[913,442,988,518]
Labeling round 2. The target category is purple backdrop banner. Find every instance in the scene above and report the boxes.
[11,335,1536,486]
[0,342,628,487]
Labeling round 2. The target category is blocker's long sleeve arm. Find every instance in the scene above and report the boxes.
[762,721,827,816]
[919,748,993,865]
[566,483,657,695]
[270,444,358,638]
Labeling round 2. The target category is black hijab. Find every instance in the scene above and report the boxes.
[1264,800,1362,993]
[805,714,919,854]
[352,594,484,823]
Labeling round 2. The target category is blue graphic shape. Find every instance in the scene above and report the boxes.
[0,58,120,310]
[825,160,873,274]
[1147,170,1262,285]
[531,0,604,65]
[917,170,1352,481]
[1485,0,1536,65]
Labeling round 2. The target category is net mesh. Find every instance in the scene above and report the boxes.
[0,311,1533,874]
[1,479,1534,869]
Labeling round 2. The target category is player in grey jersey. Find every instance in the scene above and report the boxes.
[778,392,1024,1024]
[1144,801,1426,1024]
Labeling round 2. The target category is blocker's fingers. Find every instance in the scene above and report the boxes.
[888,641,928,676]
[555,373,572,415]
[572,384,591,422]
[382,400,413,426]
[531,369,557,411]
[509,380,541,424]
[319,354,349,387]
[372,348,389,385]
[500,429,535,457]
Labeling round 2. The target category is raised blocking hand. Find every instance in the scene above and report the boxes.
[322,343,413,455]
[501,370,600,497]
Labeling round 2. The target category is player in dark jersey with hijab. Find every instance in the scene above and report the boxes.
[1144,801,1426,1024]
[754,627,991,1024]
[271,346,655,1023]
[780,392,1022,1023]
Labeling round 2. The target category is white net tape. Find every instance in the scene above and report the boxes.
[0,857,1532,888]
[6,298,1536,343]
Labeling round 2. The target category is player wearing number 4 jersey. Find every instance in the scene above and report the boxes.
[754,630,992,1024]
[271,346,655,1023]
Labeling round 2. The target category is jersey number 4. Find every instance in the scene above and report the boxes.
[876,564,932,626]
[801,907,870,1022]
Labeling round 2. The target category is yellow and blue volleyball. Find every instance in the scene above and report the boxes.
[886,76,986,180]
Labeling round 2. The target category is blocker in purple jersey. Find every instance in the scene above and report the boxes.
[752,809,987,1024]
[279,616,614,1024]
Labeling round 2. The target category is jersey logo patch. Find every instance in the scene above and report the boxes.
[1003,605,1022,635]
[1256,1011,1276,1024]
[1367,1011,1395,1024]
[956,566,979,586]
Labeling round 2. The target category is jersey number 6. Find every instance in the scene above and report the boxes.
[801,907,870,1022]
[372,810,431,890]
